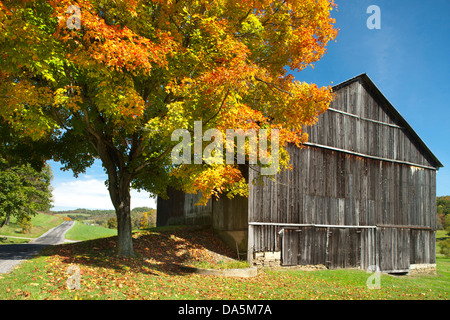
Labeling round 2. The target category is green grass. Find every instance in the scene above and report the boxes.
[0,236,29,244]
[0,253,447,300]
[0,213,64,239]
[64,221,117,241]
[0,226,448,300]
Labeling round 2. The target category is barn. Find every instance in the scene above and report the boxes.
[157,74,443,273]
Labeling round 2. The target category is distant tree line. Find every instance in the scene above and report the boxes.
[107,207,157,230]
[52,207,156,230]
[53,208,116,216]
[437,196,450,257]
[437,196,450,232]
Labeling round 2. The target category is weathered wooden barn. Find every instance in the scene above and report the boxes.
[157,74,443,273]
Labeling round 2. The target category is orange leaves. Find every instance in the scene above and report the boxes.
[21,226,239,299]
[236,0,339,72]
[199,43,255,90]
[51,0,174,75]
[84,27,172,74]
[217,104,265,132]
[171,162,246,205]
[1,0,338,209]
[283,81,334,126]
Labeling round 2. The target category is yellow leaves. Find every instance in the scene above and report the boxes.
[236,0,338,72]
[241,13,264,36]
[0,77,57,140]
[53,86,83,111]
[172,164,246,205]
[90,75,147,130]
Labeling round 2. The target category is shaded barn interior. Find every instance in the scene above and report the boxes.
[157,74,443,273]
[157,166,250,256]
[157,187,249,256]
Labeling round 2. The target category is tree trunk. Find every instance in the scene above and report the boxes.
[0,215,10,228]
[88,133,136,258]
[114,178,135,258]
[105,166,135,258]
[116,197,134,257]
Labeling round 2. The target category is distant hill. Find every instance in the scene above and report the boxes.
[51,208,116,216]
[50,207,156,230]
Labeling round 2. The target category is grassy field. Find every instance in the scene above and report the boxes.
[0,213,64,244]
[64,221,117,241]
[0,213,116,244]
[0,226,448,300]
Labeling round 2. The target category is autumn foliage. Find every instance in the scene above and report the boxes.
[0,0,338,256]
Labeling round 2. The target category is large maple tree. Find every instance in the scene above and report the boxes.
[0,0,338,257]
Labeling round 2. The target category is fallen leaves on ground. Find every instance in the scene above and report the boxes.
[4,226,446,300]
[33,226,251,299]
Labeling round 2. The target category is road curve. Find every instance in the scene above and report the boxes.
[0,221,75,274]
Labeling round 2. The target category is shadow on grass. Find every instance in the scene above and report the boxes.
[37,225,237,276]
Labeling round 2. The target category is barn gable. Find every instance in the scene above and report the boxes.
[305,73,442,169]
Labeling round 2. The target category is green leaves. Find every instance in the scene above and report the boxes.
[0,158,53,228]
[0,119,53,227]
[0,0,338,256]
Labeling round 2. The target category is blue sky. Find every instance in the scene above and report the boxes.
[49,0,450,210]
[295,0,450,195]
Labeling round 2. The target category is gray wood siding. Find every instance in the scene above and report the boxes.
[248,76,439,271]
[249,146,437,229]
[304,79,437,169]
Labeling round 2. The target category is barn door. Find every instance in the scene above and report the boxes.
[326,228,361,269]
[281,227,362,268]
[281,227,328,266]
[377,227,410,273]
[281,228,299,266]
[298,227,328,265]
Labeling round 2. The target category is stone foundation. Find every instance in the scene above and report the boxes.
[408,263,437,275]
[253,251,281,267]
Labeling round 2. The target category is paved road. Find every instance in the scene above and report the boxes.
[0,221,75,274]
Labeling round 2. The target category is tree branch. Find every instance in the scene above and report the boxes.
[203,87,231,126]
[254,76,294,96]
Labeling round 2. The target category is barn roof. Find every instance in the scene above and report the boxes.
[331,73,443,169]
